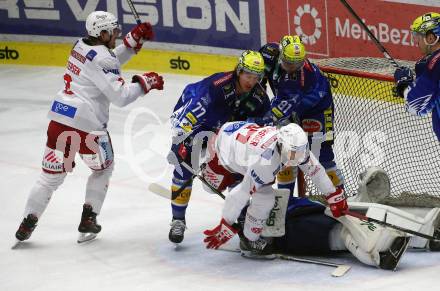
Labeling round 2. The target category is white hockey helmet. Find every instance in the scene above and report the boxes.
[86,11,120,38]
[277,123,309,165]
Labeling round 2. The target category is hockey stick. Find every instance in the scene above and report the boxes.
[339,0,400,68]
[126,0,141,24]
[218,246,350,277]
[343,210,439,240]
[148,160,225,200]
[277,255,351,277]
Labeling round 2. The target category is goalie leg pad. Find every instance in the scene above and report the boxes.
[262,189,290,237]
[335,214,409,269]
[347,202,440,250]
[244,191,275,241]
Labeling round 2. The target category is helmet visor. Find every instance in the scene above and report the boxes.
[280,59,305,73]
[240,66,264,81]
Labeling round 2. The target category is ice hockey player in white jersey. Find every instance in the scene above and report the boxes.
[201,121,347,257]
[14,11,164,243]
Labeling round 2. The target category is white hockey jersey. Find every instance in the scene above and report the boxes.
[216,121,336,195]
[47,39,144,132]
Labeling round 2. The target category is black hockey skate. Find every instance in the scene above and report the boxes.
[379,236,410,270]
[77,204,101,243]
[169,219,186,244]
[15,214,38,241]
[239,236,276,260]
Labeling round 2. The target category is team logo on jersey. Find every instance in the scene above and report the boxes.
[302,119,322,133]
[251,227,263,235]
[179,118,193,133]
[51,101,77,118]
[102,68,120,75]
[213,73,232,86]
[428,51,440,70]
[42,148,63,172]
[185,112,198,125]
[86,50,97,61]
[222,121,246,135]
[261,148,274,160]
[251,170,265,185]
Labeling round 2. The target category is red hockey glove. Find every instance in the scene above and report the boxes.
[203,218,238,249]
[326,187,348,218]
[132,72,164,94]
[123,22,154,53]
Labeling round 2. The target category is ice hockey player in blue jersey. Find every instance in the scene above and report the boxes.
[394,12,440,141]
[167,50,271,244]
[259,35,344,196]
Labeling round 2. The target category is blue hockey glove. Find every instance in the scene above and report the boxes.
[393,66,414,98]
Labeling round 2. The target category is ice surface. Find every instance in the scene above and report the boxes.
[0,65,439,291]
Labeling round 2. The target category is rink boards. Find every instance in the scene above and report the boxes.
[0,41,237,76]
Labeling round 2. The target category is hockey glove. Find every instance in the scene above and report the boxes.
[203,218,238,249]
[326,187,348,218]
[132,72,164,94]
[123,22,154,53]
[393,66,414,98]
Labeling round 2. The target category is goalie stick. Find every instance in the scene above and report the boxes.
[218,245,351,277]
[339,0,400,68]
[343,210,440,240]
[126,0,141,24]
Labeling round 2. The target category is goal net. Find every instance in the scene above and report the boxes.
[303,57,440,207]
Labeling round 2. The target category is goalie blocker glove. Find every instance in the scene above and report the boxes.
[394,66,414,98]
[204,218,239,249]
[132,72,164,94]
[123,22,154,53]
[326,187,348,218]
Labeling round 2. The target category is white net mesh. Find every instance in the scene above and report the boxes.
[305,57,440,207]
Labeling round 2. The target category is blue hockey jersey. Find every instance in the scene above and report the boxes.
[405,48,440,141]
[259,43,333,124]
[171,71,271,139]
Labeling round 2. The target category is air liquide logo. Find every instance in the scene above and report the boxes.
[294,4,322,45]
[0,46,19,60]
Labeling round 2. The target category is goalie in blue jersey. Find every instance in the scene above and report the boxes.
[167,50,271,244]
[258,35,344,197]
[394,12,440,141]
[238,168,440,271]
